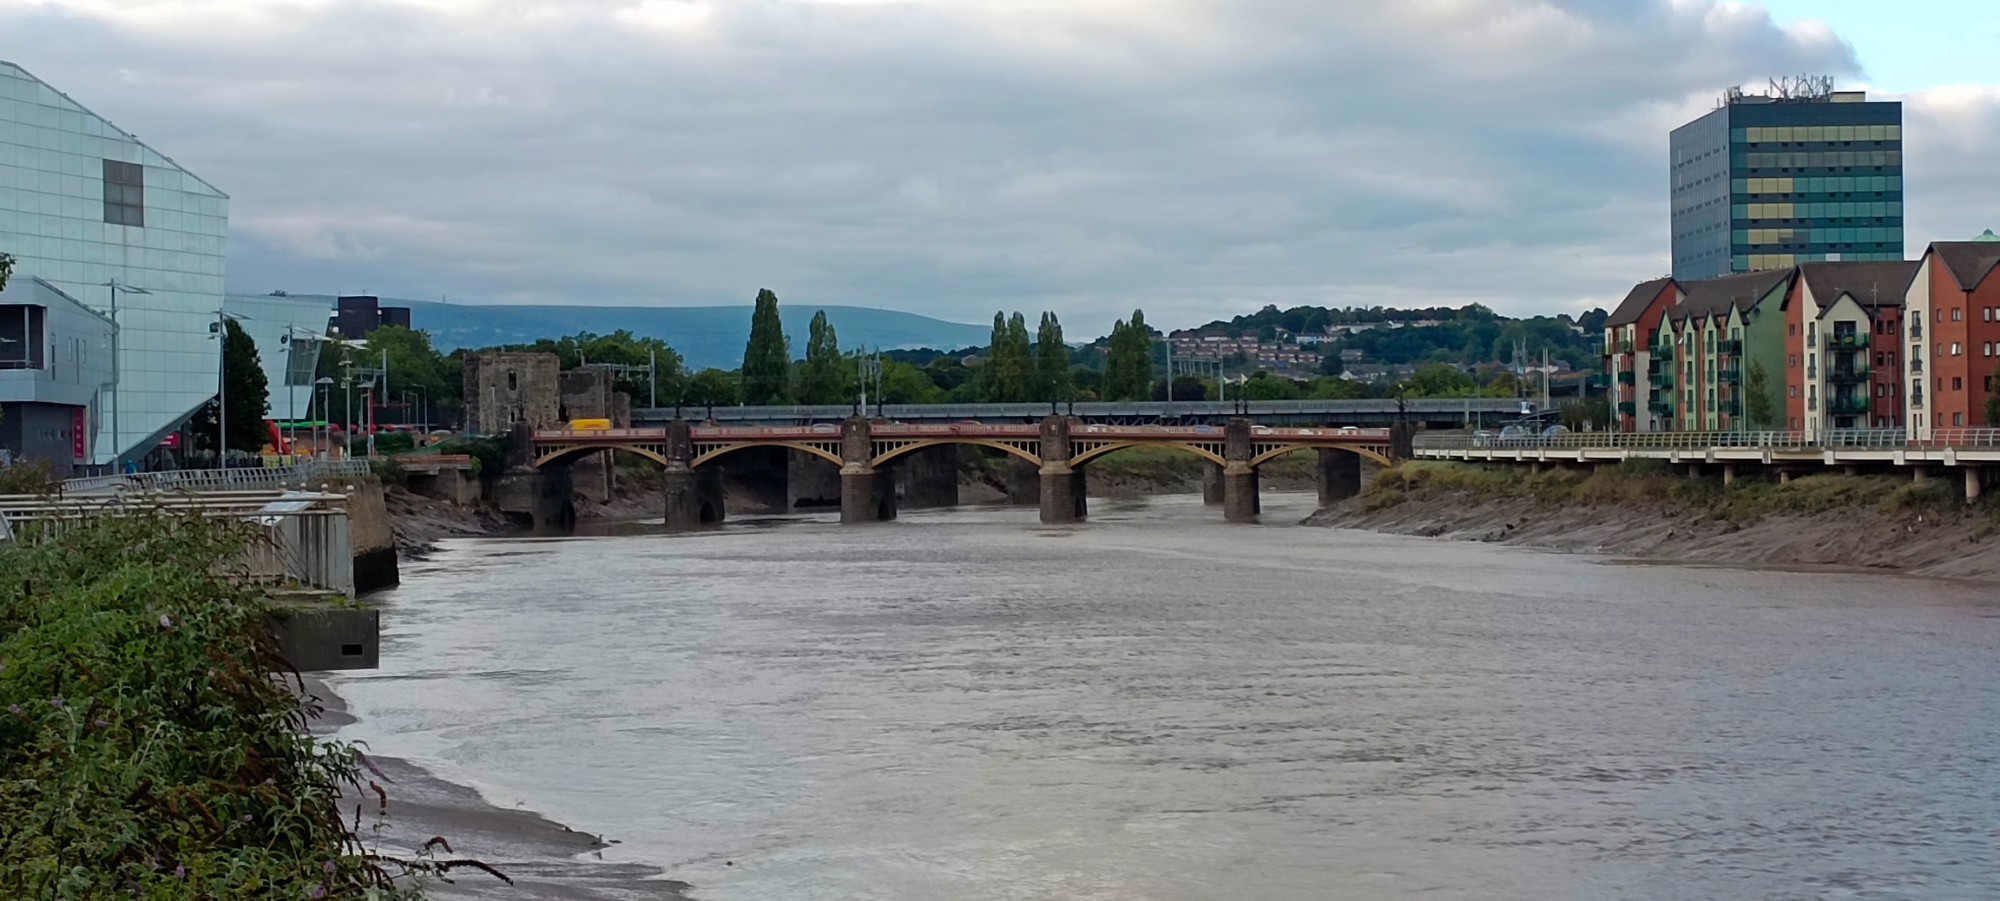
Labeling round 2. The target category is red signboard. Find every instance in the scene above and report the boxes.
[72,407,87,461]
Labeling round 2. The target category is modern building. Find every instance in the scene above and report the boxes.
[0,60,230,471]
[1904,232,2000,438]
[1782,261,1914,436]
[223,293,336,423]
[330,294,410,341]
[0,276,114,469]
[1670,78,1903,281]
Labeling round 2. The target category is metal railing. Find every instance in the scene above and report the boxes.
[0,493,355,595]
[1415,428,2000,452]
[60,460,374,495]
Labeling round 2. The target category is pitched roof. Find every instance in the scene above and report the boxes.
[1606,277,1675,326]
[1674,268,1793,321]
[1796,260,1918,310]
[1931,242,2000,293]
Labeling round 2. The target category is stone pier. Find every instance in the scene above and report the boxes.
[839,417,896,523]
[662,421,724,529]
[1223,419,1260,523]
[1038,416,1087,524]
[1967,467,1985,503]
[1316,449,1362,507]
[1201,462,1224,506]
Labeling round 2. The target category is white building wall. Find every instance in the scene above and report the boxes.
[1906,255,1934,440]
[0,60,229,466]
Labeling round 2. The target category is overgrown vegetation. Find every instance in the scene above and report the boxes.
[0,512,449,897]
[432,435,506,478]
[0,459,57,495]
[1362,460,1981,524]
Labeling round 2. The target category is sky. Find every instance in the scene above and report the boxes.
[2,0,1998,336]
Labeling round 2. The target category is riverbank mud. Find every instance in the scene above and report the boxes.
[1306,462,2000,581]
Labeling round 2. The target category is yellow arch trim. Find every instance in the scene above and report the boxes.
[1249,444,1393,468]
[534,443,672,469]
[871,438,1042,469]
[690,441,844,470]
[1068,440,1226,468]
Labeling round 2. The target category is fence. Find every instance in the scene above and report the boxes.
[60,460,374,495]
[0,492,355,596]
[1414,428,2000,452]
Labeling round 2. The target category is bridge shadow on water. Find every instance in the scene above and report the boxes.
[562,490,1326,538]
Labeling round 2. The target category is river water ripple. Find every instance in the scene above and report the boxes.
[331,492,2000,900]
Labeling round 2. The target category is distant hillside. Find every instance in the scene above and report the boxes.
[258,295,992,370]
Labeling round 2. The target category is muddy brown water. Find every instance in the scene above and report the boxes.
[331,492,2000,900]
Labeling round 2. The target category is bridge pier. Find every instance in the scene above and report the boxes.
[1223,419,1259,523]
[1968,467,1985,503]
[1201,462,1224,506]
[1316,449,1362,507]
[1913,466,1931,487]
[897,444,960,509]
[1722,463,1739,487]
[661,421,724,530]
[839,417,896,523]
[1038,416,1086,524]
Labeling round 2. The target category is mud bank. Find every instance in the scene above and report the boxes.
[1307,463,2000,582]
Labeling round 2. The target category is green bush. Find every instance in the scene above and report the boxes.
[433,436,506,479]
[0,459,58,495]
[0,513,422,898]
[373,432,417,455]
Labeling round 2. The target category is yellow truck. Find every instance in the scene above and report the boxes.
[568,418,613,432]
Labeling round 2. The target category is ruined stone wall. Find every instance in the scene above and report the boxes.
[463,352,560,436]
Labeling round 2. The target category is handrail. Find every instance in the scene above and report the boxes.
[60,460,374,495]
[1414,428,2000,451]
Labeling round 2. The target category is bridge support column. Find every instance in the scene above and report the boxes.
[661,420,723,530]
[1316,449,1362,507]
[1779,469,1794,484]
[839,416,895,523]
[1722,463,1738,487]
[897,444,960,509]
[1201,462,1224,506]
[1038,415,1085,524]
[1967,467,1985,503]
[1223,419,1259,523]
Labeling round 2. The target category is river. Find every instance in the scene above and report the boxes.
[329,492,2000,900]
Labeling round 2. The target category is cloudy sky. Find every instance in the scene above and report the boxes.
[4,0,1997,335]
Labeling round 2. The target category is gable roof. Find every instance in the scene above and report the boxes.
[1674,268,1793,321]
[1797,261,1918,310]
[1931,242,2000,293]
[1606,277,1676,327]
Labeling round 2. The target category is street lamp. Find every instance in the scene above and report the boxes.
[315,377,335,460]
[103,281,151,472]
[208,308,249,469]
[281,326,326,458]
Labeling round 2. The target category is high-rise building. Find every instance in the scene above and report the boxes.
[1670,78,1903,281]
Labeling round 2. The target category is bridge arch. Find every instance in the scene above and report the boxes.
[691,441,844,470]
[1249,443,1393,469]
[1068,440,1227,469]
[534,443,674,469]
[871,438,1042,469]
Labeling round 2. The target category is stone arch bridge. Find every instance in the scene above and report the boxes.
[530,417,1409,528]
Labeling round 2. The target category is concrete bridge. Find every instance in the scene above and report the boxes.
[531,418,1411,526]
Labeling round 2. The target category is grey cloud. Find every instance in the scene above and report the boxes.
[5,0,1981,337]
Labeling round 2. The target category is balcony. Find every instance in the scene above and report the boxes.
[1618,339,1635,355]
[1719,369,1742,385]
[1912,391,1925,409]
[1829,396,1870,416]
[1617,401,1636,416]
[1617,370,1636,385]
[1718,399,1743,416]
[1657,371,1675,388]
[1910,322,1924,340]
[1828,366,1871,383]
[1825,333,1865,350]
[1647,401,1672,416]
[1911,358,1924,374]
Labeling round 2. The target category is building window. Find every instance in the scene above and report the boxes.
[1788,386,1797,398]
[102,159,145,227]
[1953,377,1963,391]
[508,372,518,391]
[1952,343,1962,356]
[1952,308,1963,322]
[1955,413,1965,426]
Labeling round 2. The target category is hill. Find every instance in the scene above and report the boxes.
[263,295,993,370]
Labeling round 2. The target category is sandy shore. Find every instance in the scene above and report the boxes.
[1307,492,2000,582]
[302,675,692,901]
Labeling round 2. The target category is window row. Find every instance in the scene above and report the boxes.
[1738,176,1901,195]
[1738,201,1901,220]
[1732,125,1901,143]
[1736,227,1902,246]
[1736,151,1900,170]
[1733,252,1903,270]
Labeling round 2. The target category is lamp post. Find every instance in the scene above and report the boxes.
[315,377,334,460]
[103,281,151,472]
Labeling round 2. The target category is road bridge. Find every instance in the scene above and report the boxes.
[531,417,1412,526]
[1413,429,2000,500]
[634,399,1525,429]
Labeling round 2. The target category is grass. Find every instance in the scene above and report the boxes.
[0,512,459,898]
[1363,460,1987,524]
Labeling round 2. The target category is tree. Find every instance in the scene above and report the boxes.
[797,310,848,405]
[1317,350,1344,377]
[363,326,455,425]
[187,318,270,455]
[879,361,943,404]
[741,289,792,405]
[1238,370,1302,400]
[0,252,11,291]
[1403,363,1476,397]
[1744,360,1776,429]
[1034,312,1071,404]
[978,311,1031,401]
[687,368,740,414]
[1989,359,2000,427]
[1103,310,1154,401]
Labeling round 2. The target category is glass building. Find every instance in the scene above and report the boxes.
[1670,83,1903,281]
[0,60,229,470]
[225,293,335,423]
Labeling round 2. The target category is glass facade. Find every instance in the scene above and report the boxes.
[1670,94,1903,280]
[0,60,230,466]
[225,293,336,421]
